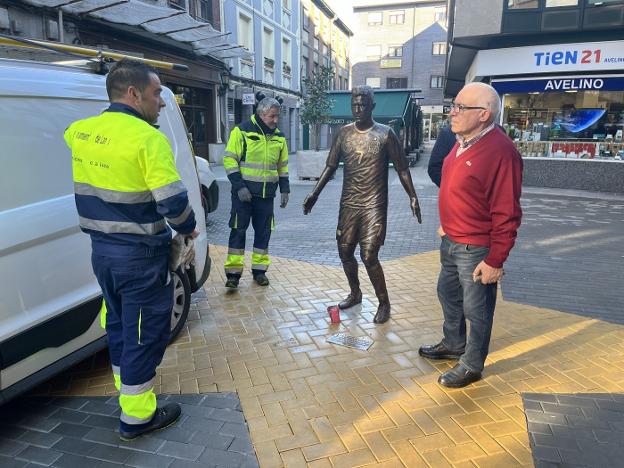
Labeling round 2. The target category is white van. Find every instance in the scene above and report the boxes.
[0,58,211,404]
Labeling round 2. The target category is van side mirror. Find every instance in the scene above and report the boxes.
[187,132,193,142]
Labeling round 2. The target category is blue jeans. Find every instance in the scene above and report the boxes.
[437,236,497,373]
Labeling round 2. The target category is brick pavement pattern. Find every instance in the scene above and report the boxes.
[19,245,624,467]
[0,394,258,468]
[524,393,624,467]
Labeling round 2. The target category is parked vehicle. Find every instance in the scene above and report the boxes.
[0,56,211,404]
[195,156,219,218]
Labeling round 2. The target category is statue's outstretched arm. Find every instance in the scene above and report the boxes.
[303,132,342,214]
[388,129,422,223]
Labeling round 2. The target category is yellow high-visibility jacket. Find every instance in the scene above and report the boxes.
[223,114,290,198]
[64,104,196,255]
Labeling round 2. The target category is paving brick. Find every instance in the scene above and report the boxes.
[87,444,134,464]
[51,437,97,457]
[124,451,175,468]
[51,422,94,438]
[0,437,27,457]
[198,447,244,466]
[52,453,93,468]
[157,440,204,461]
[18,430,62,448]
[14,445,62,465]
[0,455,28,467]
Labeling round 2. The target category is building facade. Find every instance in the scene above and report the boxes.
[445,0,624,192]
[222,0,301,153]
[351,0,448,139]
[300,0,353,92]
[446,0,624,160]
[0,0,237,161]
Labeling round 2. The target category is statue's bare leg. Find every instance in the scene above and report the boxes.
[360,243,390,324]
[337,242,362,309]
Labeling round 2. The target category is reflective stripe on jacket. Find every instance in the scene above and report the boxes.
[64,105,196,254]
[223,114,290,198]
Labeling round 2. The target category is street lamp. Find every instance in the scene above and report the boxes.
[218,70,230,96]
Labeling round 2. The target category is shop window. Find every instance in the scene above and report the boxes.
[387,77,407,89]
[389,11,405,24]
[430,75,444,88]
[586,0,623,3]
[388,46,403,57]
[366,77,381,88]
[507,0,539,8]
[368,12,383,25]
[500,88,624,157]
[432,42,447,55]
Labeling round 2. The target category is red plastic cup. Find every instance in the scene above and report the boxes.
[327,305,341,323]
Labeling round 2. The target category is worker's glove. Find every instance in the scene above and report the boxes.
[280,192,289,208]
[237,187,252,203]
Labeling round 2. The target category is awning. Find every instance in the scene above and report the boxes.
[328,89,421,131]
[22,0,252,61]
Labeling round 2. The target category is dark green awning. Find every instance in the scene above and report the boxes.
[327,89,421,129]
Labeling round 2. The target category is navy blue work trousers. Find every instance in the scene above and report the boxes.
[91,252,173,387]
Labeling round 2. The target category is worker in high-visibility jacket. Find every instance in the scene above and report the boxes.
[64,59,198,441]
[223,97,290,289]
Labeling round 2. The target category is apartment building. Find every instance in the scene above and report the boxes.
[300,0,353,91]
[222,0,300,152]
[351,0,448,139]
[446,0,624,190]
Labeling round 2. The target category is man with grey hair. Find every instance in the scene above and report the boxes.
[304,86,422,324]
[223,96,290,288]
[419,82,523,388]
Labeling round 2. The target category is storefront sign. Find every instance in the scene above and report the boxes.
[492,76,624,94]
[469,41,624,79]
[380,59,402,69]
[242,93,255,105]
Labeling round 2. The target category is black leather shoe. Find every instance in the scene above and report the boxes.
[373,302,390,324]
[119,403,181,441]
[418,342,464,360]
[438,363,482,388]
[339,291,362,309]
[225,276,239,289]
[254,273,270,286]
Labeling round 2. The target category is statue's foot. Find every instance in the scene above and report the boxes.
[339,291,362,309]
[373,303,391,324]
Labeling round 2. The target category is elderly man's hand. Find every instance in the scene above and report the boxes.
[237,187,252,203]
[280,192,289,208]
[473,261,504,284]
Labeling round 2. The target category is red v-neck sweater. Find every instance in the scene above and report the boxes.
[439,127,523,268]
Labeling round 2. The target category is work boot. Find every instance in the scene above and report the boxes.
[373,302,391,324]
[119,403,181,441]
[225,275,240,289]
[338,291,362,309]
[254,273,270,286]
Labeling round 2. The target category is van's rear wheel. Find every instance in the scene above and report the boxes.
[170,268,191,341]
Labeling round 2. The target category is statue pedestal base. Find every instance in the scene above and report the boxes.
[296,150,328,179]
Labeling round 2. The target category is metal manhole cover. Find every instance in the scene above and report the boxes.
[326,333,374,351]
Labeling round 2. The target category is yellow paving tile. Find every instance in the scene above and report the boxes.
[334,423,367,451]
[362,431,397,462]
[440,442,486,464]
[302,440,347,461]
[329,448,377,468]
[390,440,428,467]
[280,448,308,468]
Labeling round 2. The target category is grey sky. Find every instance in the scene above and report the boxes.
[326,0,355,29]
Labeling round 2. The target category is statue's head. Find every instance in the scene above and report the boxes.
[351,86,375,125]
